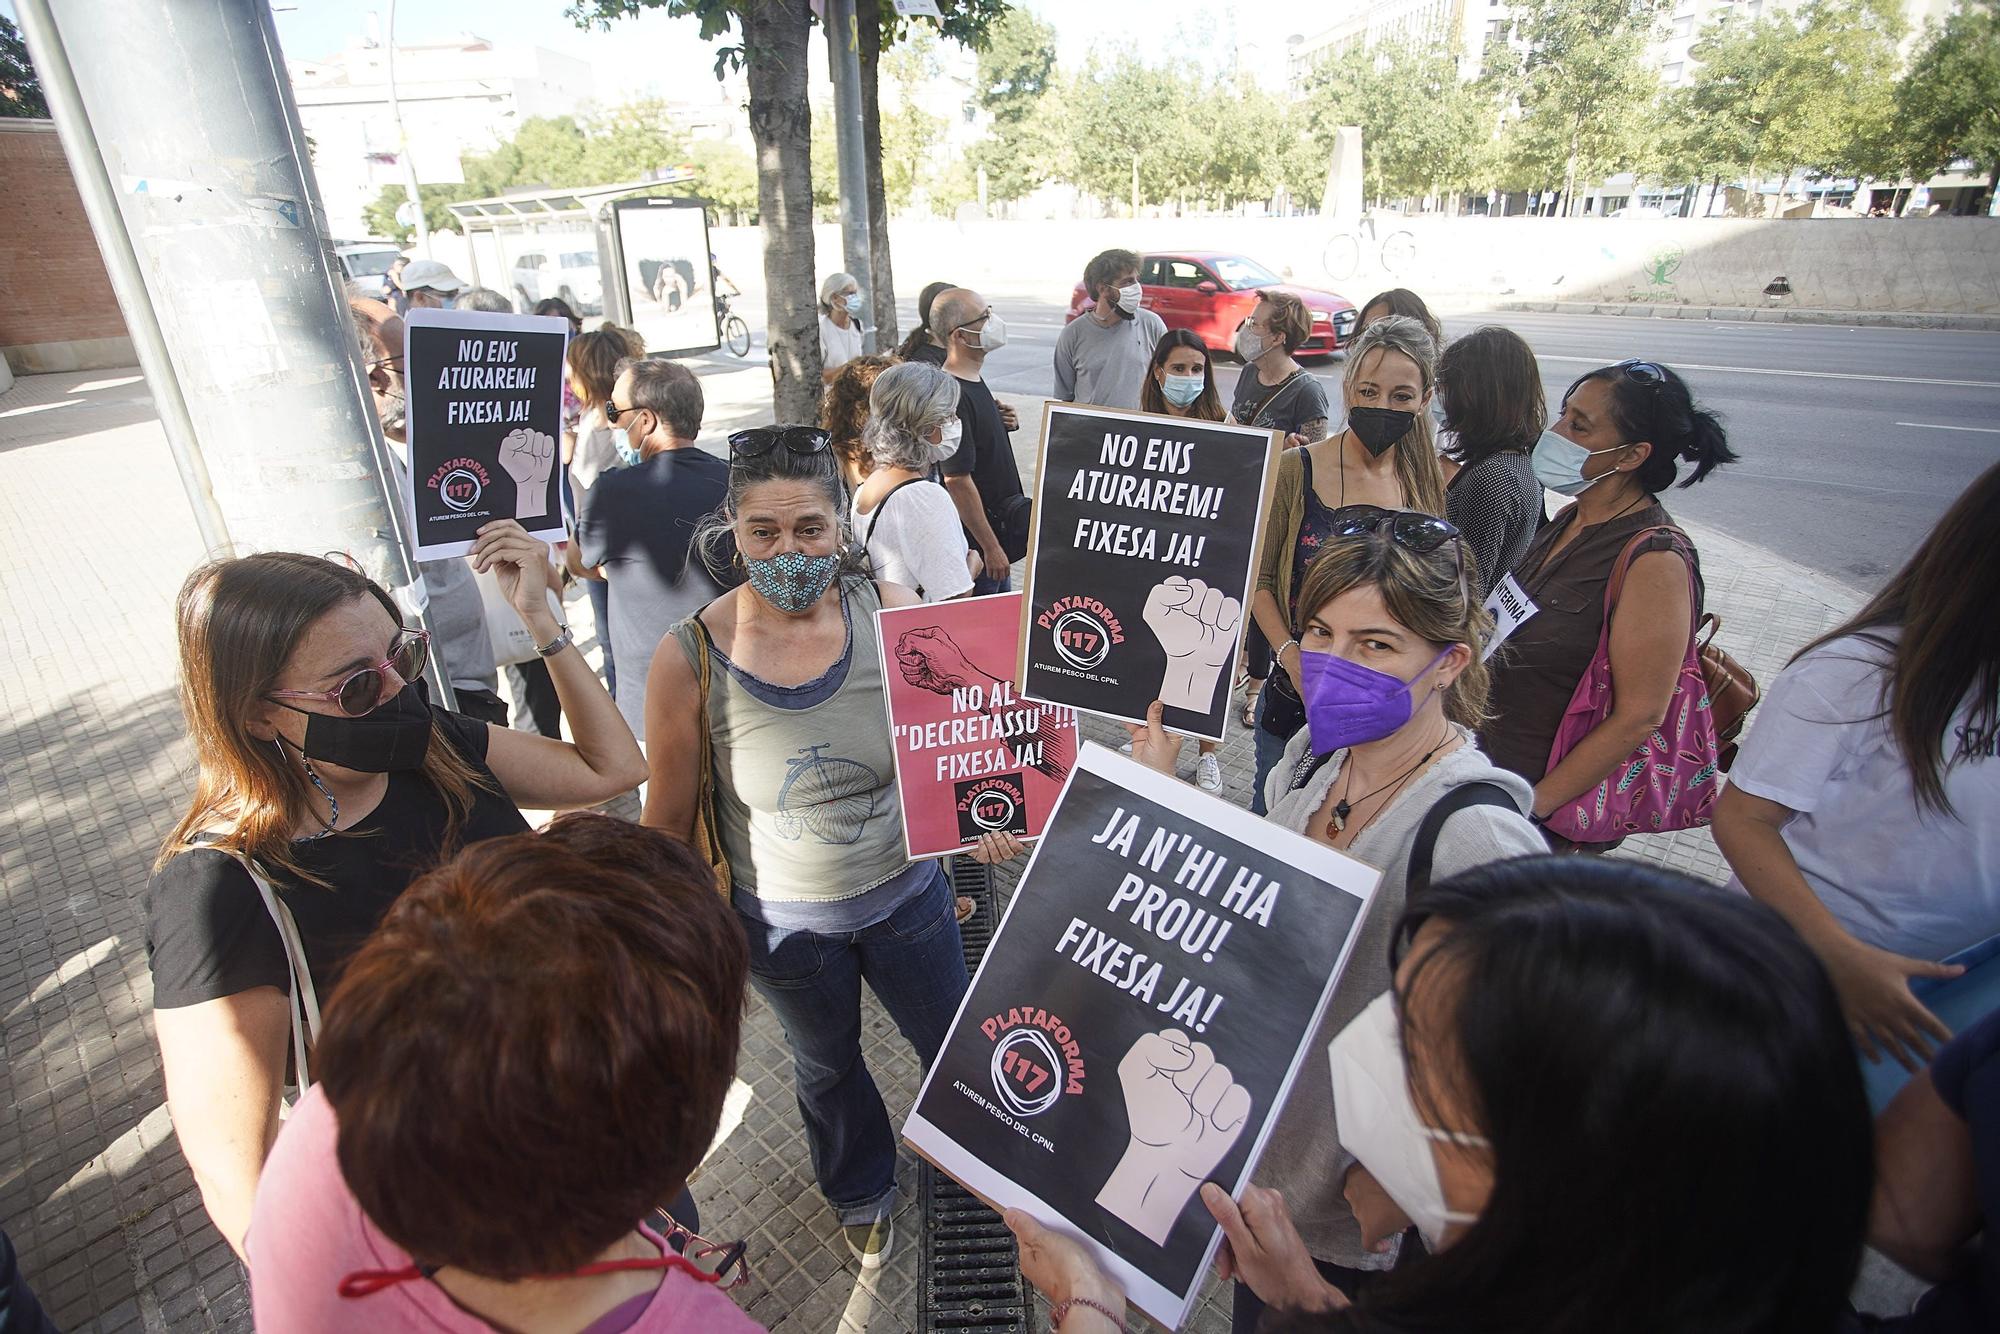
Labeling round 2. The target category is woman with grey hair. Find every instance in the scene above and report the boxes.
[818,271,864,383]
[852,362,979,602]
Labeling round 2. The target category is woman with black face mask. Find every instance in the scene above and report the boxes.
[1247,316,1447,813]
[144,521,646,1260]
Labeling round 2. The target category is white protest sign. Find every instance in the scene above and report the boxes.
[1481,573,1538,662]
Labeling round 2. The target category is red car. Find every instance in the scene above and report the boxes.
[1066,251,1359,358]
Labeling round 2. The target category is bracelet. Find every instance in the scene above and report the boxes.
[1051,1296,1126,1332]
[1279,638,1300,660]
[534,625,574,658]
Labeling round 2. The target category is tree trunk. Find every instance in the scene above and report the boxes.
[1562,121,1581,218]
[744,0,820,425]
[858,4,896,352]
[1776,164,1795,218]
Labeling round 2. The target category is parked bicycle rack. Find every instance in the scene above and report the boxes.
[918,858,1033,1333]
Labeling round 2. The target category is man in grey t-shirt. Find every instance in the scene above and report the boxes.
[1053,247,1165,411]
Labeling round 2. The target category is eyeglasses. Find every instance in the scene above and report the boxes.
[268,629,429,717]
[951,309,993,334]
[1327,505,1462,554]
[729,426,831,459]
[366,354,403,375]
[606,400,640,424]
[648,1210,751,1291]
[1613,358,1667,385]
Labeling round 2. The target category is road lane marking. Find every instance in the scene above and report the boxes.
[1895,421,2000,434]
[1536,354,1999,390]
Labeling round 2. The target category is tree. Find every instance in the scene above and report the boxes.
[966,7,1059,202]
[690,138,760,223]
[1062,55,1201,212]
[1299,40,1496,205]
[1509,0,1665,214]
[1897,0,2000,197]
[1,17,49,118]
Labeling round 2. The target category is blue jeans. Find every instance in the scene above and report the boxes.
[740,864,968,1225]
[972,572,1011,596]
[1249,689,1293,816]
[585,577,615,697]
[0,1227,57,1334]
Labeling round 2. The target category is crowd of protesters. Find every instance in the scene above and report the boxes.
[100,249,1997,1334]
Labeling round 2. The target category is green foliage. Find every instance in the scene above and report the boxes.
[1300,40,1495,203]
[965,6,1060,201]
[1,16,49,118]
[1896,0,2000,183]
[1508,0,1665,208]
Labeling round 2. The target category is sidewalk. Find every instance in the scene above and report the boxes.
[0,364,1864,1332]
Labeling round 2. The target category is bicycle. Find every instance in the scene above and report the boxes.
[1321,223,1417,283]
[716,292,752,358]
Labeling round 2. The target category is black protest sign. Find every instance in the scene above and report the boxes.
[1017,404,1281,743]
[903,743,1377,1330]
[404,308,569,558]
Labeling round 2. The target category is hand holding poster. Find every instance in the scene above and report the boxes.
[903,743,1379,1329]
[876,593,1082,860]
[1018,405,1281,742]
[404,308,569,558]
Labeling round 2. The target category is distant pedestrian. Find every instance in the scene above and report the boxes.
[565,326,645,699]
[247,815,759,1332]
[853,362,977,602]
[394,258,463,311]
[933,287,1028,595]
[1355,286,1443,346]
[1437,327,1547,597]
[1053,247,1165,410]
[822,353,898,493]
[145,540,644,1256]
[533,296,584,334]
[894,280,956,366]
[571,356,736,734]
[818,272,865,382]
[1482,359,1737,846]
[384,256,411,315]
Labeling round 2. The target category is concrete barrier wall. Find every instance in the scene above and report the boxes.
[710,214,2000,317]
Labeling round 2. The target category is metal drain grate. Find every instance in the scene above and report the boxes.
[921,857,1033,1333]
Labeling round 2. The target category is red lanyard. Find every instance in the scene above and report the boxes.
[341,1242,748,1300]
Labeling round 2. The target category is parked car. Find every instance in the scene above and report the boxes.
[512,249,604,315]
[334,242,404,300]
[1067,252,1358,358]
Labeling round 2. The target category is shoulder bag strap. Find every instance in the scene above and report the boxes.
[863,476,930,548]
[1407,781,1519,896]
[1253,369,1309,428]
[210,847,320,1090]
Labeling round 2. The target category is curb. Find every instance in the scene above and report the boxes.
[1489,300,2000,332]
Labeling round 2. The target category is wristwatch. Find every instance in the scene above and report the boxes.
[534,625,574,658]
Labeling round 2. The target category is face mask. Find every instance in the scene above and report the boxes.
[1329,993,1488,1250]
[966,314,1009,352]
[1115,282,1143,316]
[282,679,434,773]
[614,435,643,468]
[1531,428,1628,497]
[843,292,864,317]
[1299,645,1450,753]
[745,550,839,614]
[1233,325,1269,362]
[1347,407,1417,457]
[930,418,964,462]
[1161,374,1205,408]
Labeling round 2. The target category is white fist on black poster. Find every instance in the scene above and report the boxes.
[1143,577,1242,715]
[1094,1028,1252,1245]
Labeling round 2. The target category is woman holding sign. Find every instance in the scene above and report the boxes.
[143,526,647,1257]
[1132,511,1543,1328]
[644,429,1008,1270]
[1248,316,1448,813]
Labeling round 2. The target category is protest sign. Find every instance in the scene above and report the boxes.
[1017,404,1281,743]
[875,593,1082,861]
[903,743,1378,1330]
[403,308,569,559]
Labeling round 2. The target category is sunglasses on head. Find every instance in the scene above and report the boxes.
[1327,505,1462,554]
[728,426,831,459]
[268,629,429,717]
[1614,358,1667,385]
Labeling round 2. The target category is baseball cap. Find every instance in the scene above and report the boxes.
[396,259,464,294]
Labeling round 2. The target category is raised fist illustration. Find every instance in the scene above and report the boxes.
[896,624,994,696]
[498,427,556,522]
[1142,576,1242,715]
[1093,1028,1252,1245]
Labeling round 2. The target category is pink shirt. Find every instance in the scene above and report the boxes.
[248,1086,765,1333]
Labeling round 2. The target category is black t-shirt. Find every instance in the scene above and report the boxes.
[144,710,528,1009]
[942,373,1025,550]
[906,340,947,367]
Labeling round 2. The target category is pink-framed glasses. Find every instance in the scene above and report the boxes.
[268,629,429,717]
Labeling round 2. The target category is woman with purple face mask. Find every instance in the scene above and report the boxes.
[1128,513,1545,1332]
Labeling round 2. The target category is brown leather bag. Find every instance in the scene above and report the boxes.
[1696,612,1759,771]
[685,616,733,898]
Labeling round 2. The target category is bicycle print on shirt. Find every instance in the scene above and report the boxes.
[774,743,886,845]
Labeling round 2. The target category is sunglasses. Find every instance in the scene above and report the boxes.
[268,629,429,717]
[606,400,642,424]
[1327,505,1462,553]
[1614,358,1667,385]
[729,426,831,459]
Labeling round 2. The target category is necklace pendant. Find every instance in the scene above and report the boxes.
[1331,798,1351,833]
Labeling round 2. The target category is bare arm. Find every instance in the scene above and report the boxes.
[1532,551,1689,814]
[1252,588,1298,681]
[470,522,647,807]
[943,472,1009,583]
[640,629,703,840]
[562,540,605,582]
[1869,1066,1980,1280]
[154,990,291,1259]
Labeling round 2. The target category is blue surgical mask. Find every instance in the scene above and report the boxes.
[614,436,642,468]
[745,551,839,613]
[1530,429,1628,497]
[843,293,864,316]
[1161,374,1205,408]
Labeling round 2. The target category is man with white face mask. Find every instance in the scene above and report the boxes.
[1054,247,1165,411]
[934,287,1028,595]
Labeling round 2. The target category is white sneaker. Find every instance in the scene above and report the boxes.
[1196,753,1223,793]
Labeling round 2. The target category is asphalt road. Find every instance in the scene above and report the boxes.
[947,301,2000,594]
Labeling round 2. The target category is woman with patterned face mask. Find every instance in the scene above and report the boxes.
[1006,857,1873,1334]
[645,430,1027,1269]
[145,533,647,1259]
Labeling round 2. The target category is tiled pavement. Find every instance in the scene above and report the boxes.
[0,365,1866,1332]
